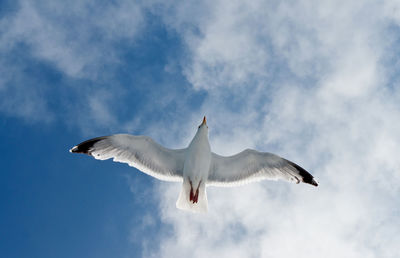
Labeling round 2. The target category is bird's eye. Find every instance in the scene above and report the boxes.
[198,125,200,129]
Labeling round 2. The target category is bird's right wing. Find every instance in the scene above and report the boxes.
[208,149,318,187]
[70,134,186,182]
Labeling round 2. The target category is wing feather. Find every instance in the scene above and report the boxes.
[70,134,185,182]
[208,149,318,187]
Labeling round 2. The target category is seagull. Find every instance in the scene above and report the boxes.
[70,116,318,212]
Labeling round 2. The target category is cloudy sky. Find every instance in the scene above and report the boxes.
[1,0,400,257]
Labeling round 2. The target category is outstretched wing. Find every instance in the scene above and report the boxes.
[70,134,186,182]
[208,149,318,187]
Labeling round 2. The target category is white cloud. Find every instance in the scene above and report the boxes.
[1,0,400,256]
[1,0,144,78]
[0,0,144,124]
[146,0,400,257]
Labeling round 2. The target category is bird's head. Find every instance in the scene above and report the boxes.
[197,116,208,131]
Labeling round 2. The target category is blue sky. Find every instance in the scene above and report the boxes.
[2,1,400,258]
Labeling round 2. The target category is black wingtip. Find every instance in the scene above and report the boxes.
[69,136,106,155]
[289,161,318,187]
[310,178,319,187]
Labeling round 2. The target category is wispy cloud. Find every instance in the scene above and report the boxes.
[146,0,400,257]
[2,0,400,257]
[1,0,144,78]
[0,0,145,126]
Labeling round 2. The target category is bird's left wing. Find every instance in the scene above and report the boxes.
[208,149,318,187]
[70,134,186,182]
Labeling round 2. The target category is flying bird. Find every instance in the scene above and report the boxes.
[70,116,318,212]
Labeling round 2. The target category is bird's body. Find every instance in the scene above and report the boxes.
[177,119,211,212]
[70,117,318,213]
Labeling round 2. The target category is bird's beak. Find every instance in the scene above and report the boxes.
[202,116,207,125]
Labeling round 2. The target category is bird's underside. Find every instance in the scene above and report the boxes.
[70,119,318,213]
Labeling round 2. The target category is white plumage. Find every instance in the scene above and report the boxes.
[70,116,318,213]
